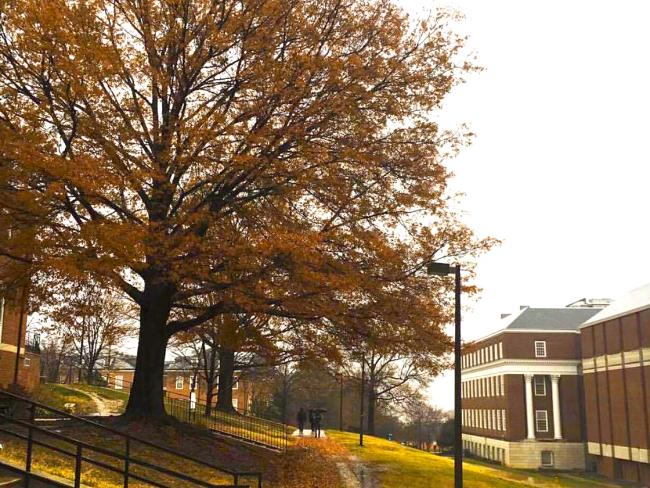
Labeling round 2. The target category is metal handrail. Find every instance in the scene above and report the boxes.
[0,389,262,487]
[98,375,289,450]
[164,396,289,451]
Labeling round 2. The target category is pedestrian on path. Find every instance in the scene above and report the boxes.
[314,410,323,438]
[309,408,316,436]
[297,407,307,436]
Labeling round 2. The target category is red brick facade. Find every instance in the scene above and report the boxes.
[461,306,601,469]
[0,288,40,391]
[105,368,253,413]
[581,306,650,484]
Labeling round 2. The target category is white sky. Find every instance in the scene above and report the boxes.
[393,0,650,410]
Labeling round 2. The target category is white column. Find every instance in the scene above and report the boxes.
[524,374,535,440]
[551,375,562,440]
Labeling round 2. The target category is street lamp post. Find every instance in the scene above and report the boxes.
[427,262,462,488]
[359,352,365,447]
[339,372,344,431]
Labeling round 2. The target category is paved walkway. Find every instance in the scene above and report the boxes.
[292,429,327,438]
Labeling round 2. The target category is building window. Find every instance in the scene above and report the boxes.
[534,376,546,396]
[24,356,30,367]
[502,409,507,430]
[541,451,554,467]
[114,375,124,390]
[535,341,547,358]
[496,409,501,431]
[232,398,238,410]
[232,379,239,390]
[175,376,184,390]
[499,342,503,359]
[535,410,549,432]
[500,375,505,396]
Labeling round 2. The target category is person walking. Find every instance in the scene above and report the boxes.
[309,409,316,437]
[314,410,323,438]
[297,407,307,436]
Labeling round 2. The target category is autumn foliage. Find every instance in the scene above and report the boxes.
[0,0,493,417]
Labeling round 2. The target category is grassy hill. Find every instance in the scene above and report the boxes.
[327,431,624,488]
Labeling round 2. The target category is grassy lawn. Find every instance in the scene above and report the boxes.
[31,384,98,415]
[328,431,625,488]
[0,415,336,488]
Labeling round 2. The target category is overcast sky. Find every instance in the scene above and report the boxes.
[393,0,650,410]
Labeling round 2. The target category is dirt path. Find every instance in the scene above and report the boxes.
[336,455,378,488]
[67,387,122,416]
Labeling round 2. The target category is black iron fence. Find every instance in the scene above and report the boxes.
[165,396,289,451]
[98,376,289,451]
[0,389,262,487]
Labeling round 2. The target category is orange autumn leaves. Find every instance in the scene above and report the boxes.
[0,0,495,404]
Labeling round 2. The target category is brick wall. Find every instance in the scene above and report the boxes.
[581,308,650,484]
[0,288,40,392]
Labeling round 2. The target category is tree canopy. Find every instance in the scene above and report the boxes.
[0,0,493,417]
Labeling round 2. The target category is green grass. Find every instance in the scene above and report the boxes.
[327,431,622,488]
[31,384,98,415]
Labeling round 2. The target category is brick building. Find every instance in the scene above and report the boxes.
[580,283,650,484]
[461,304,605,469]
[104,355,253,413]
[0,287,40,392]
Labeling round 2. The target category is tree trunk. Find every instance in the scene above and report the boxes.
[215,347,237,414]
[123,284,172,419]
[367,387,377,436]
[204,386,215,416]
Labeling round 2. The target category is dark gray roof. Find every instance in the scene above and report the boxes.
[506,307,602,331]
[101,355,136,370]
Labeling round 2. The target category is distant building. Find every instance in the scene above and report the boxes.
[461,304,606,470]
[580,283,650,484]
[0,286,40,391]
[103,354,254,413]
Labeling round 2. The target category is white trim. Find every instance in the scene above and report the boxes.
[583,348,650,374]
[462,359,581,380]
[471,327,579,344]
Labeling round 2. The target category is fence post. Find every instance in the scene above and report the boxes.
[74,444,82,488]
[123,436,130,487]
[25,424,33,480]
[24,400,36,472]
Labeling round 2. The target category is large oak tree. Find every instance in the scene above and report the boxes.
[0,0,492,418]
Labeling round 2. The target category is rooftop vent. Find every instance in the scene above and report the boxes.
[500,313,511,319]
[566,298,613,308]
